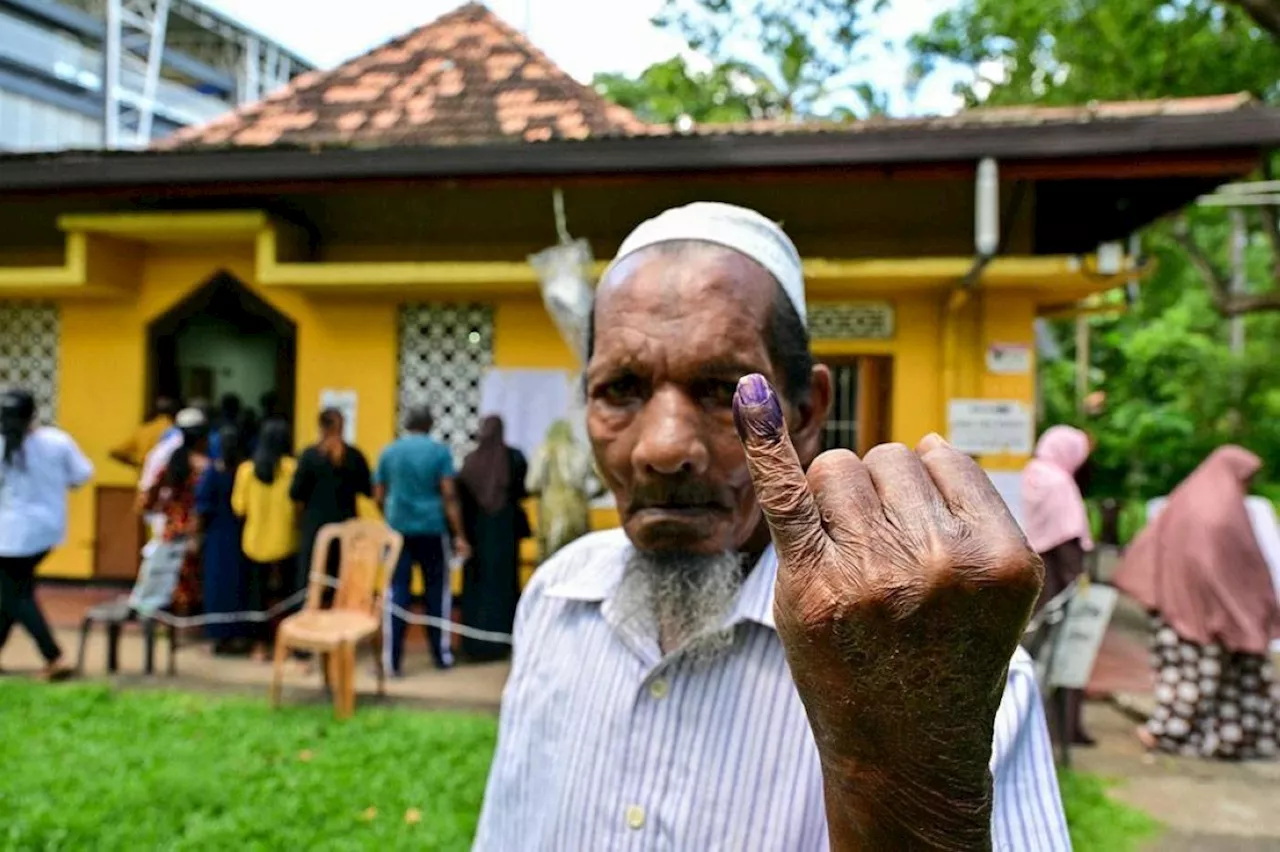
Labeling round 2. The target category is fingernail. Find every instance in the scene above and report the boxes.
[738,373,770,406]
[918,432,951,453]
[733,374,784,442]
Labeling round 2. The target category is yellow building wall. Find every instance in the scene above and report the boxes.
[977,289,1037,472]
[36,246,1039,579]
[49,246,399,578]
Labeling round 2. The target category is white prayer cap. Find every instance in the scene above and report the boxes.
[609,202,807,323]
[175,407,207,429]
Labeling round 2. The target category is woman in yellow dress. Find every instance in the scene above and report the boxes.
[231,419,299,660]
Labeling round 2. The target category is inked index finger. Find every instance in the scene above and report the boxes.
[733,374,827,564]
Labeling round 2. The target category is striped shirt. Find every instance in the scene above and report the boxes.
[475,529,1070,851]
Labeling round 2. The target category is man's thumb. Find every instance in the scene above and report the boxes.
[733,374,824,559]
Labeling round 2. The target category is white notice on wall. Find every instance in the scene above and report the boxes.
[319,389,357,444]
[947,399,1033,455]
[986,342,1032,375]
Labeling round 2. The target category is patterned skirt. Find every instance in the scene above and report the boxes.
[1146,615,1280,760]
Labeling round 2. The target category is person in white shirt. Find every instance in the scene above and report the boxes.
[476,203,1068,850]
[0,389,93,680]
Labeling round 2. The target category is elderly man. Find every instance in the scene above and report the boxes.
[475,203,1067,850]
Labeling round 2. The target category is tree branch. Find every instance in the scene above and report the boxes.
[1225,0,1280,39]
[1170,215,1280,317]
[1172,215,1231,296]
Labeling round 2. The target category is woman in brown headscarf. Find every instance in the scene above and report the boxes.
[1115,446,1280,759]
[456,416,530,662]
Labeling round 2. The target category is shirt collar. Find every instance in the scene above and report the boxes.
[544,539,778,631]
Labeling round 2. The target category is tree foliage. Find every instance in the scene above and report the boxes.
[909,0,1280,108]
[908,0,1280,494]
[592,56,786,124]
[1226,0,1280,38]
[596,0,1280,495]
[650,0,889,118]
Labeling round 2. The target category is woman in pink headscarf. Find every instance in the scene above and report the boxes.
[1115,446,1280,759]
[1022,424,1096,745]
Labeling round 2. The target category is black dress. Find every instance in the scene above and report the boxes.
[459,447,530,661]
[288,444,372,592]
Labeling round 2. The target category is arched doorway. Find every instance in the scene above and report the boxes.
[146,271,297,431]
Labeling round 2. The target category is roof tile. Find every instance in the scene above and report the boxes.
[160,2,646,150]
[156,3,1257,152]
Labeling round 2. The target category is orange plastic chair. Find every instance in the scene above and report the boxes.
[270,519,403,719]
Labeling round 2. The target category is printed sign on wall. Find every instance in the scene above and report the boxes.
[946,399,1033,455]
[319,389,357,445]
[985,342,1032,375]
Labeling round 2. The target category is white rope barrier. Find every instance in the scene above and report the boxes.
[133,574,514,644]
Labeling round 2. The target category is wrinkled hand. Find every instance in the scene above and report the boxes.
[733,374,1043,849]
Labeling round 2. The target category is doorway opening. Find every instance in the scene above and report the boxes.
[146,271,297,432]
[821,355,893,456]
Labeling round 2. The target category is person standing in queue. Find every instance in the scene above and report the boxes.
[196,424,249,655]
[133,409,211,618]
[457,415,529,662]
[374,406,469,673]
[289,409,371,607]
[0,389,92,680]
[232,419,299,660]
[1021,423,1097,746]
[108,395,177,471]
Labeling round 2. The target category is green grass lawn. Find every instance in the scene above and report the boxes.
[1059,769,1162,851]
[0,681,1160,850]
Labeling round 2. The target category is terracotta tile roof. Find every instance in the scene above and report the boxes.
[676,93,1259,138]
[158,1,1256,154]
[158,2,649,150]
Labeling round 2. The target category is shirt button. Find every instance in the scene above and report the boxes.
[648,678,669,700]
[625,804,646,830]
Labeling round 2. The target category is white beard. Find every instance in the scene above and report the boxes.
[614,549,744,663]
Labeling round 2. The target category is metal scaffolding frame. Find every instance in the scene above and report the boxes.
[104,0,170,148]
[99,0,308,149]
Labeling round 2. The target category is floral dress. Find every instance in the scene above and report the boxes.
[146,465,204,615]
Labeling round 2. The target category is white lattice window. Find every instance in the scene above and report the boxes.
[808,302,896,340]
[397,303,495,464]
[0,301,59,424]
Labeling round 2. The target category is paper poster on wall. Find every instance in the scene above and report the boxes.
[478,368,573,458]
[986,342,1032,375]
[946,399,1033,456]
[319,389,357,444]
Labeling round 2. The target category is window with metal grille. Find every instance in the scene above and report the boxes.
[397,303,494,466]
[0,301,59,424]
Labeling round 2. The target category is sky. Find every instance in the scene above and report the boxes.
[202,0,968,116]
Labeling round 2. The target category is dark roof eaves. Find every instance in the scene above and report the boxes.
[2,109,1277,193]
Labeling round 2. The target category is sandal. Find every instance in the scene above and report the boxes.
[40,661,73,682]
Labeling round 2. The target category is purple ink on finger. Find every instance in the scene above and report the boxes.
[733,374,784,442]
